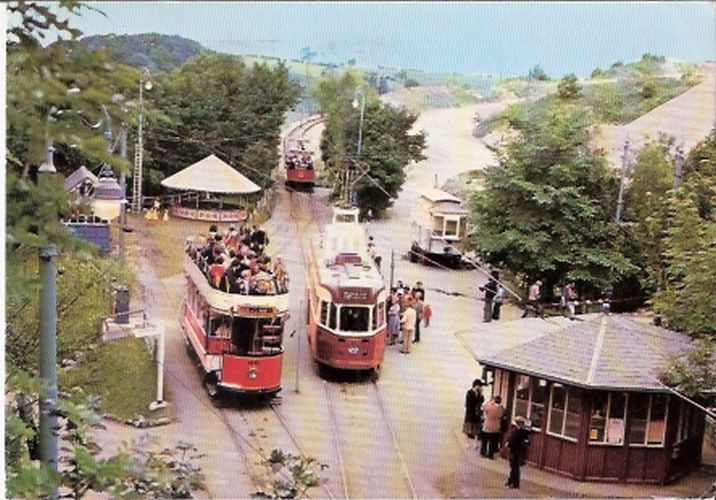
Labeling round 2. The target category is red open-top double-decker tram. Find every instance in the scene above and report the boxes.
[305,206,387,376]
[181,251,289,397]
[284,137,316,188]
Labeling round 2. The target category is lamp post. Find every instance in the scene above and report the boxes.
[132,67,152,213]
[38,113,59,500]
[352,86,366,156]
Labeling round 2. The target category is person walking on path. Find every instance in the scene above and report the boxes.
[480,396,505,459]
[413,292,424,343]
[521,279,542,318]
[506,416,531,489]
[479,271,498,322]
[492,283,505,321]
[387,297,401,345]
[463,379,485,443]
[399,296,416,353]
[561,282,575,319]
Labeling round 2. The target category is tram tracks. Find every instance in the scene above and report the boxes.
[322,379,418,499]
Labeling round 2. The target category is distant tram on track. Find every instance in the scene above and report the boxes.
[305,206,387,375]
[181,237,289,397]
[284,136,316,189]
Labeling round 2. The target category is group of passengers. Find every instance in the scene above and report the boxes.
[185,223,288,295]
[285,150,313,170]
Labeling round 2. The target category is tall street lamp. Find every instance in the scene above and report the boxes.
[352,86,366,156]
[132,67,152,213]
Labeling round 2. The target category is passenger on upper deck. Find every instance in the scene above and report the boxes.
[250,225,269,254]
[189,224,287,295]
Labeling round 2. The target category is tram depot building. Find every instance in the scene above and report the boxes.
[462,314,707,485]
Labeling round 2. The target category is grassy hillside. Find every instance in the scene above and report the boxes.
[476,56,704,139]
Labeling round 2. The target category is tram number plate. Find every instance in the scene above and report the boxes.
[236,305,276,317]
[341,289,370,302]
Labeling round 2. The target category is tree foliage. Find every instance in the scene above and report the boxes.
[622,141,675,294]
[142,53,300,192]
[623,132,716,337]
[6,3,205,497]
[528,65,548,81]
[315,72,426,215]
[468,102,632,296]
[659,338,716,398]
[557,74,581,99]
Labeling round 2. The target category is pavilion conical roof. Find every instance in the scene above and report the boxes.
[160,154,261,194]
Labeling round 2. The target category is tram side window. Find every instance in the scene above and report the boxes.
[377,301,385,327]
[329,303,337,329]
[340,306,369,332]
[372,304,377,330]
[320,301,329,326]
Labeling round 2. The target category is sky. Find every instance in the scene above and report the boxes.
[38,2,716,77]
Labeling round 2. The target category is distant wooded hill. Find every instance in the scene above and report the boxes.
[78,33,209,72]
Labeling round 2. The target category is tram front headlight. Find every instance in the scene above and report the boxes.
[247,368,258,380]
[347,345,359,355]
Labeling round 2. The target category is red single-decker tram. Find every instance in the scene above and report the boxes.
[305,206,387,375]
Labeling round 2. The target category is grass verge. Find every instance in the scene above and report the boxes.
[60,336,171,421]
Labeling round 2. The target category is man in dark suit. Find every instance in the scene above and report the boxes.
[506,416,531,489]
[462,379,485,444]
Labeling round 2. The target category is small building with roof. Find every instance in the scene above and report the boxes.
[459,314,706,485]
[160,154,260,222]
[64,165,98,196]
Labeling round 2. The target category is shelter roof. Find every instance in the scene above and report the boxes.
[64,166,98,192]
[420,188,462,204]
[161,154,261,194]
[459,314,692,392]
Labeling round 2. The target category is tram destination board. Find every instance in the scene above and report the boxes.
[235,305,277,317]
[340,287,372,304]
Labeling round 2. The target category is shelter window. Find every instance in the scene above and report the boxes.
[328,303,337,330]
[432,216,444,236]
[548,384,583,440]
[512,375,547,430]
[339,306,369,332]
[677,401,701,443]
[445,218,459,237]
[320,301,329,326]
[589,391,626,445]
[629,394,668,446]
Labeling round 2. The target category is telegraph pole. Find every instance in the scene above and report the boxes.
[38,131,59,499]
[615,139,630,223]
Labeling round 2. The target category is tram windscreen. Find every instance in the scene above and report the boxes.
[339,306,370,332]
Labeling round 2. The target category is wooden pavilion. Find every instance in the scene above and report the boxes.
[160,154,261,222]
[460,314,706,485]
